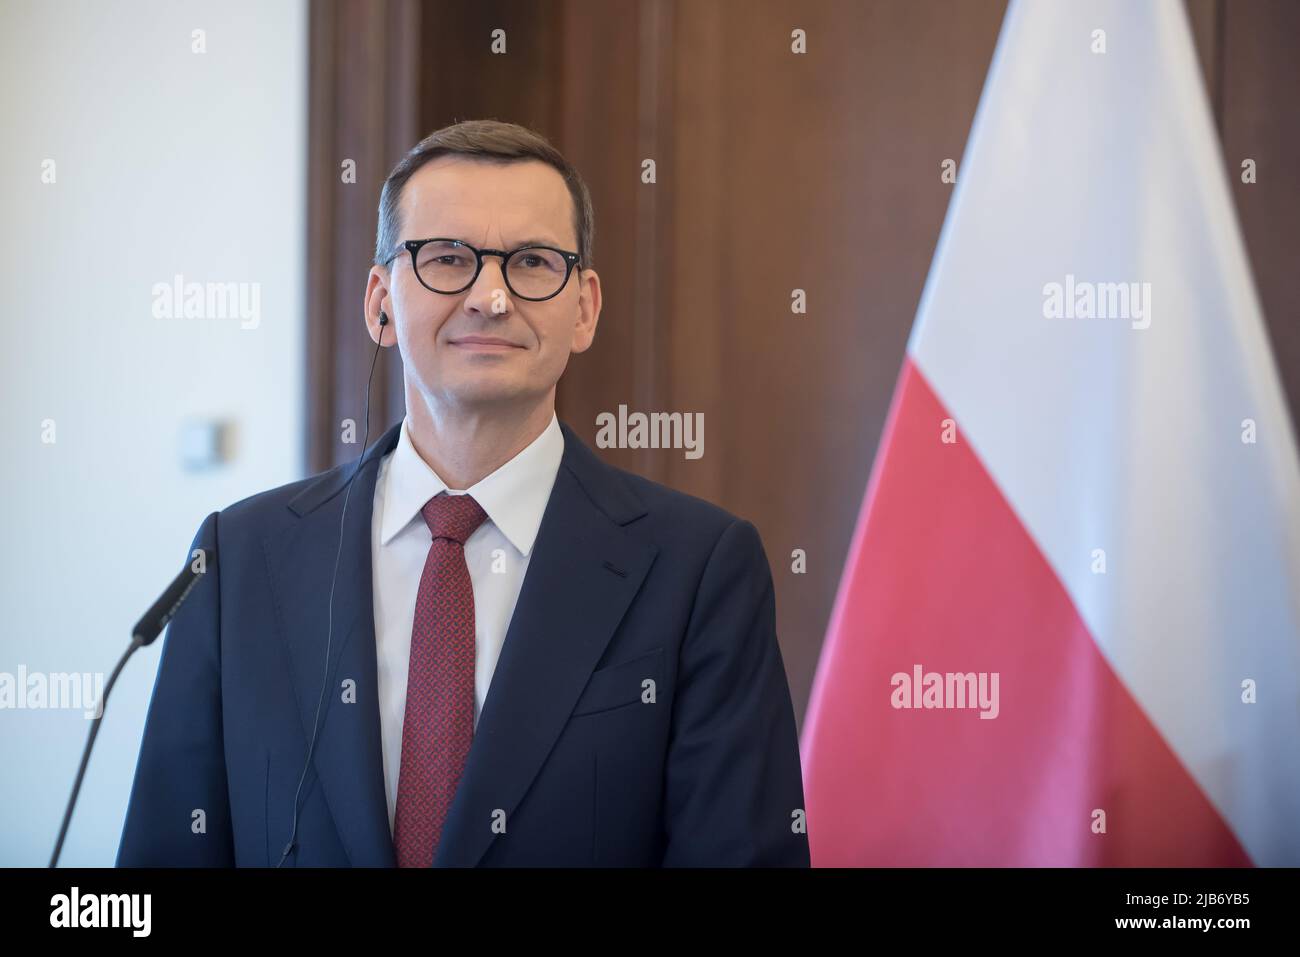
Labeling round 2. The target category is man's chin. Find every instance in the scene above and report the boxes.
[436,379,537,409]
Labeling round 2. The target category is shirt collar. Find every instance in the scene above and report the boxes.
[378,412,564,556]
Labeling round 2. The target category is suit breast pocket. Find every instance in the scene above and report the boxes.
[571,647,663,717]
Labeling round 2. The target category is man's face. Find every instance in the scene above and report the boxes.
[366,156,600,412]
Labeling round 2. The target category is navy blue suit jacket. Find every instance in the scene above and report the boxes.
[116,419,809,866]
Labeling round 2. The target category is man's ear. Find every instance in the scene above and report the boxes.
[363,267,396,346]
[571,267,602,354]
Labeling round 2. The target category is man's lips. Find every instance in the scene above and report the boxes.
[448,336,524,351]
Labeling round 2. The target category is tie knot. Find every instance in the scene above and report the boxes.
[421,493,488,545]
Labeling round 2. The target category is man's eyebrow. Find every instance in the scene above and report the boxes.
[435,235,566,249]
[504,236,566,249]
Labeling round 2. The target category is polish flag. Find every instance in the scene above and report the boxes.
[799,0,1300,866]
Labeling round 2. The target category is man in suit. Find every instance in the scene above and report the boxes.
[117,119,809,867]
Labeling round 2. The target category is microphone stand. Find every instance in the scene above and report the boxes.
[49,557,210,867]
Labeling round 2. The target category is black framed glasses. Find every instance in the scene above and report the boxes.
[385,238,581,302]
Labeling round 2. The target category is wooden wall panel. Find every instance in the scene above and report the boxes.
[306,0,419,473]
[1220,0,1300,432]
[653,0,1005,728]
[555,1,661,477]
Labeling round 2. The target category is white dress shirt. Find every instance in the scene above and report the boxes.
[370,412,564,836]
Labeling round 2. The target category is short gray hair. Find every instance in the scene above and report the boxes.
[374,118,595,270]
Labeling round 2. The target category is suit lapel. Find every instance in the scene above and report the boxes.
[433,422,658,867]
[264,422,402,867]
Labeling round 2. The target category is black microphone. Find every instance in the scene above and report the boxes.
[49,551,215,867]
[278,313,387,867]
[132,557,210,646]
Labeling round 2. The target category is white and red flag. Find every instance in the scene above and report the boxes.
[800,0,1300,866]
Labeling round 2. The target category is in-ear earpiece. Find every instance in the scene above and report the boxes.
[280,307,387,867]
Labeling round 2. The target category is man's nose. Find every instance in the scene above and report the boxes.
[465,256,512,315]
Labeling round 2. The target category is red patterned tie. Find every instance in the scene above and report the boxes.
[393,492,488,868]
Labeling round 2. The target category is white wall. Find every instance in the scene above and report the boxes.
[0,0,307,866]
